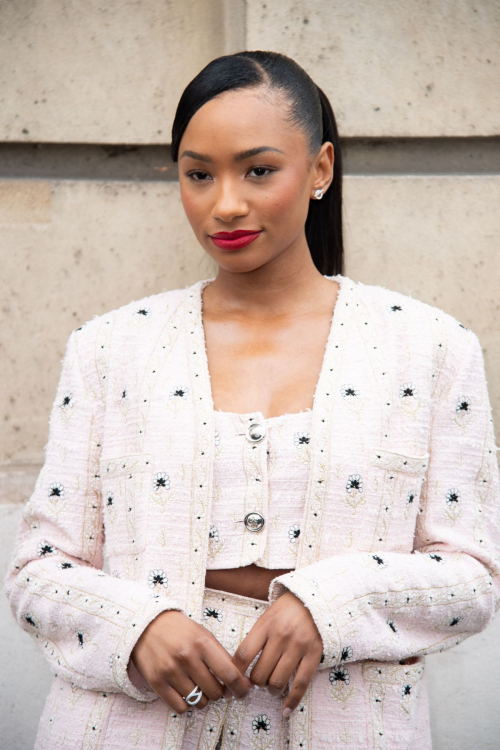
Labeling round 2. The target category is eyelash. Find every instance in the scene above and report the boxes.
[186,166,274,182]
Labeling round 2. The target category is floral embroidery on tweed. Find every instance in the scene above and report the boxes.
[399,381,422,417]
[453,393,474,431]
[288,524,300,543]
[329,666,356,708]
[148,569,168,590]
[131,306,152,327]
[344,473,366,512]
[167,385,190,414]
[445,487,463,522]
[150,472,175,512]
[22,612,38,628]
[340,383,363,415]
[57,561,74,570]
[46,481,67,520]
[37,541,58,557]
[252,714,270,734]
[203,607,223,622]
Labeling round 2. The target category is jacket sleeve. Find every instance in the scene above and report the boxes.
[3,322,184,702]
[268,329,500,672]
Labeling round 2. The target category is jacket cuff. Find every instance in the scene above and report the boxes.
[268,571,336,670]
[112,597,185,701]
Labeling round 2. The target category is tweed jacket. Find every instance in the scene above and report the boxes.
[5,273,500,750]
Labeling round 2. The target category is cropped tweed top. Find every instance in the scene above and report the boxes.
[207,409,313,569]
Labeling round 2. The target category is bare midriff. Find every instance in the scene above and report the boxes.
[204,564,294,601]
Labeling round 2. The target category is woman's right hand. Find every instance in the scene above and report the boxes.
[130,609,253,712]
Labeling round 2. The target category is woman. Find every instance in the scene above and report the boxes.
[5,51,500,750]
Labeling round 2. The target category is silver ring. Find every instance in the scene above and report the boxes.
[184,684,203,706]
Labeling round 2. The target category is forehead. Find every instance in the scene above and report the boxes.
[179,88,305,153]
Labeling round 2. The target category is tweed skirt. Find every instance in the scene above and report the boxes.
[180,587,291,750]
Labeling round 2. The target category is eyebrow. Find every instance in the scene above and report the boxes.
[179,146,285,163]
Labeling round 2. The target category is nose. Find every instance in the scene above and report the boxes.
[211,179,249,223]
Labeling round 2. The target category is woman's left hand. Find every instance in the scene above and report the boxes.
[231,589,323,716]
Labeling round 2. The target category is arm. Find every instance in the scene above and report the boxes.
[3,322,184,702]
[268,329,500,671]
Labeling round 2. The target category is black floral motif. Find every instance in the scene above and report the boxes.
[121,389,127,399]
[48,482,65,500]
[341,384,360,399]
[252,714,270,734]
[22,613,37,627]
[371,554,387,568]
[169,385,189,400]
[209,525,219,543]
[346,474,363,494]
[400,382,418,399]
[152,472,170,491]
[329,666,350,685]
[77,630,85,648]
[428,552,445,564]
[57,561,74,569]
[446,488,461,507]
[148,569,168,589]
[37,541,57,557]
[449,615,463,627]
[387,618,398,633]
[294,432,310,447]
[388,304,403,313]
[402,684,412,697]
[288,524,300,543]
[60,392,73,410]
[340,646,353,661]
[106,492,114,506]
[203,607,223,622]
[406,490,416,507]
[455,395,471,413]
[134,307,151,318]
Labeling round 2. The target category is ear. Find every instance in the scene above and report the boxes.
[312,141,334,194]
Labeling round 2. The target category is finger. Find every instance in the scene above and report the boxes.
[203,641,253,699]
[231,624,268,679]
[188,662,226,704]
[266,650,302,697]
[155,681,205,714]
[166,673,210,712]
[248,638,286,688]
[282,657,318,715]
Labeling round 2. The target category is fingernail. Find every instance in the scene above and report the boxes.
[282,707,292,718]
[223,687,232,699]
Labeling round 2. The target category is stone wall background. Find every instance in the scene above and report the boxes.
[1,2,499,748]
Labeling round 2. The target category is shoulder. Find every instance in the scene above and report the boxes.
[66,284,196,389]
[351,275,482,374]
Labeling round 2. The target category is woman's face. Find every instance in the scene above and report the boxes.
[177,86,333,275]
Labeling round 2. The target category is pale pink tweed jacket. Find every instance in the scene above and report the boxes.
[4,273,500,750]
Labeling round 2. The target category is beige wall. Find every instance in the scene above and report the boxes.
[1,2,499,748]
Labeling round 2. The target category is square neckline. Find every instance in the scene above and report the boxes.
[197,273,349,422]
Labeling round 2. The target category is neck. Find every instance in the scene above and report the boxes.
[205,240,336,318]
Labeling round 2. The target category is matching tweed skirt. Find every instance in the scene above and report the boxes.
[180,587,291,750]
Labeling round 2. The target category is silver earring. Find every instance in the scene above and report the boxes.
[313,188,324,200]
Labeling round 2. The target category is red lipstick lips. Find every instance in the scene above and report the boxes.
[210,230,262,250]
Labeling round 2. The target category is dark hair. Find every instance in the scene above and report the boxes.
[171,50,343,276]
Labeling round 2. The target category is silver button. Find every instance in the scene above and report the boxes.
[244,512,265,532]
[247,422,265,443]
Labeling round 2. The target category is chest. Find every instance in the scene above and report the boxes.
[201,308,334,418]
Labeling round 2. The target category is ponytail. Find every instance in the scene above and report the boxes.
[305,85,343,276]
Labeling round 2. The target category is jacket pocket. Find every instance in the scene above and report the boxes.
[100,453,153,556]
[361,448,429,551]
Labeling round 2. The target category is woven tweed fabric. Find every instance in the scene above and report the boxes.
[4,273,500,749]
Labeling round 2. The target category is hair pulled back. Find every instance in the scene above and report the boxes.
[171,50,343,276]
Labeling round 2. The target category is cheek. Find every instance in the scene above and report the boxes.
[261,179,304,223]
